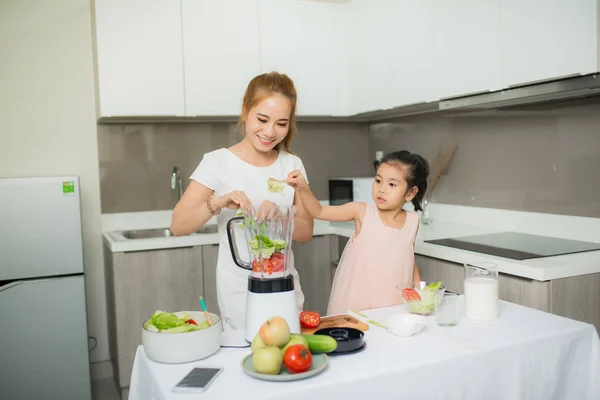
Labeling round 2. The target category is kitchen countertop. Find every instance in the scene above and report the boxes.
[102,203,600,281]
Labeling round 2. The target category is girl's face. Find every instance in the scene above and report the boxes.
[373,162,418,210]
[243,93,292,152]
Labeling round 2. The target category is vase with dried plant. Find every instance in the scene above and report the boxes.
[421,141,458,224]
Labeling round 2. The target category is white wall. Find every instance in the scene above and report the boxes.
[0,0,109,364]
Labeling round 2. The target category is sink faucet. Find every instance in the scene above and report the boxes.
[171,166,183,201]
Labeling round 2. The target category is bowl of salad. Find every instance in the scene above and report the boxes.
[142,310,222,364]
[398,281,445,316]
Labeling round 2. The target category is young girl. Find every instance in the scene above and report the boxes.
[287,150,429,314]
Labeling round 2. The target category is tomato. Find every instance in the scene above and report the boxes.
[270,252,285,272]
[263,259,273,275]
[251,258,261,272]
[252,258,271,273]
[283,344,312,374]
[401,288,421,302]
[299,311,321,329]
[186,319,198,326]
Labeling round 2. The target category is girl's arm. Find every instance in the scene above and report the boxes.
[287,170,363,223]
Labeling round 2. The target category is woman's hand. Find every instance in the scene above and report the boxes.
[256,200,280,222]
[214,190,254,215]
[286,170,309,192]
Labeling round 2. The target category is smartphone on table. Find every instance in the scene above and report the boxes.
[171,367,224,394]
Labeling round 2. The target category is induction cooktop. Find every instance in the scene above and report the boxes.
[424,232,600,260]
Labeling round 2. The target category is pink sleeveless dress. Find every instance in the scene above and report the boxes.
[328,204,420,315]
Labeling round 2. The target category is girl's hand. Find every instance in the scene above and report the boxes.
[286,170,309,192]
[256,200,280,222]
[215,190,254,215]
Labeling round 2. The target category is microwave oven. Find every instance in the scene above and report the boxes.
[328,177,374,206]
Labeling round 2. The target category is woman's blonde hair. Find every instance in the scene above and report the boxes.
[239,72,297,153]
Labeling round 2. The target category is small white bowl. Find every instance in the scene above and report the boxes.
[142,311,222,363]
[387,314,426,338]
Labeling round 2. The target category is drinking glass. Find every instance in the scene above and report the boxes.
[435,293,459,327]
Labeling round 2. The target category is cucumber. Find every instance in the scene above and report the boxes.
[301,334,338,353]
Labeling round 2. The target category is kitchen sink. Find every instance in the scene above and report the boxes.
[121,228,174,239]
[195,225,218,234]
[120,225,218,239]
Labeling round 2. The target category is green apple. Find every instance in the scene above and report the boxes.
[251,333,267,353]
[252,347,283,375]
[282,334,308,353]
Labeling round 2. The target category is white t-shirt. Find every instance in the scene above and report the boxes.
[190,148,307,330]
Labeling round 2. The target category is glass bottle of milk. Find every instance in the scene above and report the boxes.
[464,262,499,320]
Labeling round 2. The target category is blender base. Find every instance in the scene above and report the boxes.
[244,290,300,343]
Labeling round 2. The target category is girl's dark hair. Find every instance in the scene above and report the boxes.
[377,150,429,212]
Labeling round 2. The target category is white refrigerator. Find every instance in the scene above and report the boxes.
[0,176,91,400]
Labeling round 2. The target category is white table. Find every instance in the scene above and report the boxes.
[129,299,600,400]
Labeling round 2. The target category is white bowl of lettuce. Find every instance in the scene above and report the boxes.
[142,310,221,364]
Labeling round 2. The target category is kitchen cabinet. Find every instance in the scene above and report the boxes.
[201,244,220,315]
[331,236,349,283]
[388,1,436,108]
[551,273,600,335]
[500,0,598,88]
[94,0,185,117]
[293,235,335,315]
[431,0,503,99]
[346,0,393,114]
[104,244,210,392]
[182,0,261,116]
[497,273,551,312]
[93,1,600,118]
[415,255,465,295]
[258,0,344,116]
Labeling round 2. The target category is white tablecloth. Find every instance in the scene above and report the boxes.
[129,299,600,400]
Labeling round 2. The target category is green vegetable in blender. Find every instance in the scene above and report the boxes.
[248,235,288,258]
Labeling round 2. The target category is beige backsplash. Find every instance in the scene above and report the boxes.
[99,99,600,218]
[98,122,372,213]
[369,100,600,218]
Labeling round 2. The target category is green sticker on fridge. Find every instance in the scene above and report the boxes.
[62,181,75,196]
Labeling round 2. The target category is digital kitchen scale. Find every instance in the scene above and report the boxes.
[425,232,600,260]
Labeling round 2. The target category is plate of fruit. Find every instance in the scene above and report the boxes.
[242,316,337,381]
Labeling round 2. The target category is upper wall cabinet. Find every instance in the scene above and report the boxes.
[93,0,600,118]
[94,0,185,117]
[258,0,343,116]
[346,0,394,115]
[500,0,598,88]
[182,0,261,116]
[430,0,503,99]
[388,0,437,108]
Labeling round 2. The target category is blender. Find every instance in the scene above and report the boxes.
[226,205,300,342]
